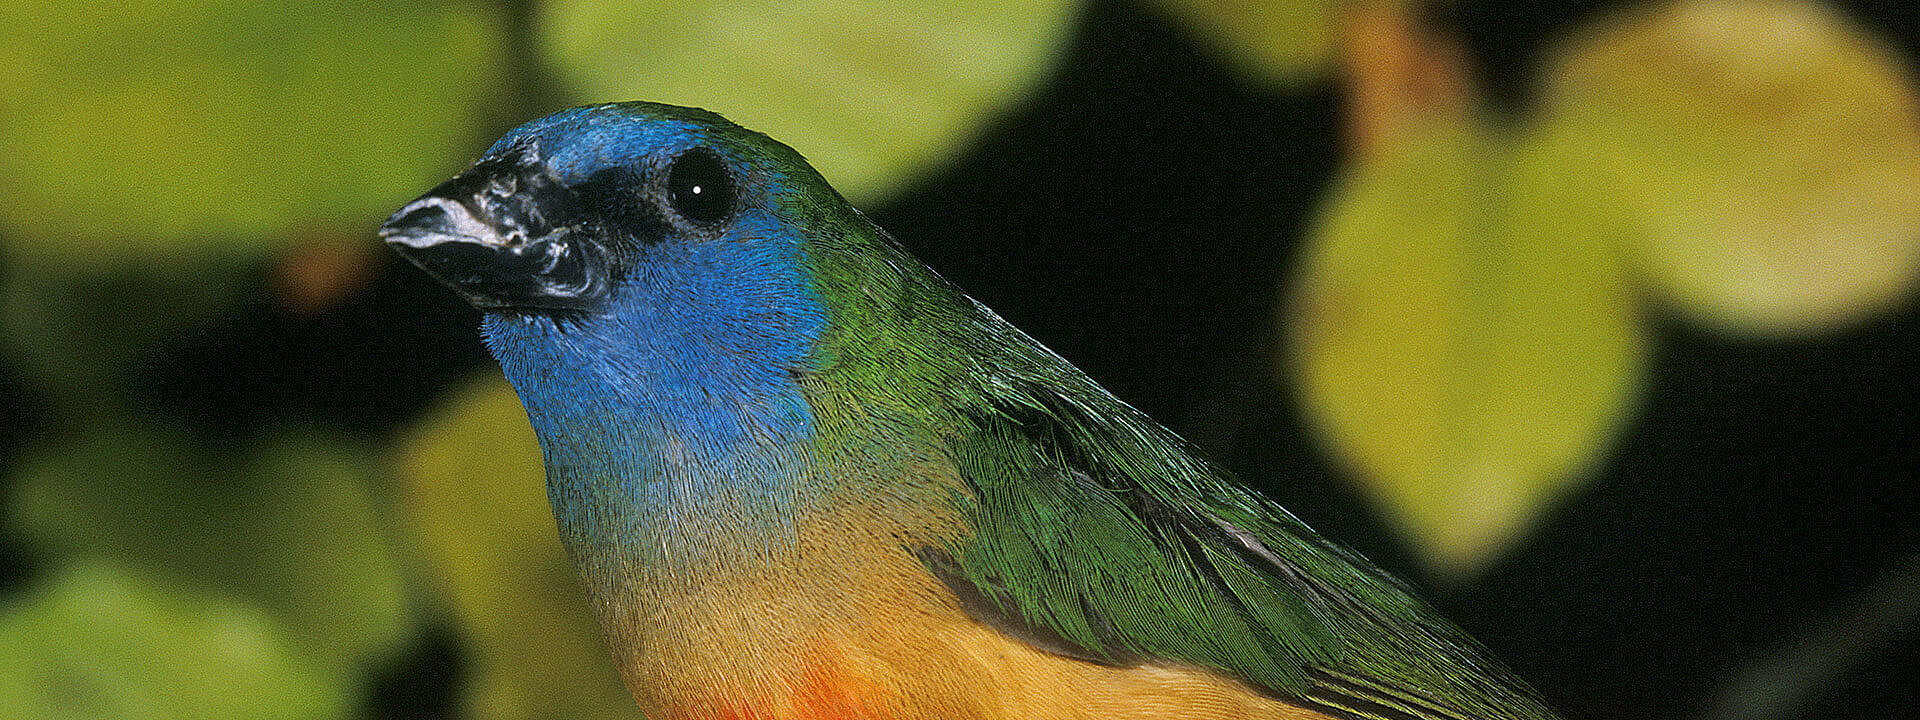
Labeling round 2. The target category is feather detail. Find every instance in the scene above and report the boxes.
[681,648,891,720]
[919,373,1559,720]
[797,228,1559,720]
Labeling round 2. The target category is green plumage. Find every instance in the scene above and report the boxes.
[798,220,1559,720]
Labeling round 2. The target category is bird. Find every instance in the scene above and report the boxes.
[380,101,1561,720]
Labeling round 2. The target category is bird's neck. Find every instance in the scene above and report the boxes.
[481,237,829,587]
[478,258,986,715]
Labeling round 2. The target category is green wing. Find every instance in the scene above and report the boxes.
[927,378,1560,720]
[801,228,1557,720]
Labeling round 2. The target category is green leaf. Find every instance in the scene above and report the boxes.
[8,420,414,673]
[0,560,351,720]
[1286,120,1647,576]
[395,374,636,720]
[0,0,507,263]
[538,0,1081,204]
[1146,0,1337,87]
[1537,0,1920,336]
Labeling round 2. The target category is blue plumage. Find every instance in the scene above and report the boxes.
[476,105,833,571]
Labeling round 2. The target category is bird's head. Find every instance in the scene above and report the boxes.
[379,103,902,554]
[379,101,871,450]
[379,101,848,318]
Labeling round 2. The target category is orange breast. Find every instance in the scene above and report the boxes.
[787,661,888,720]
[598,492,1333,720]
[659,617,1343,720]
[672,652,890,720]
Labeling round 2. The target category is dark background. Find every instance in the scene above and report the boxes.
[4,1,1917,718]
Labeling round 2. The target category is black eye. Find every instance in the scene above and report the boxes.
[666,148,734,225]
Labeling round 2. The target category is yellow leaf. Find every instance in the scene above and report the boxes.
[395,374,636,720]
[0,0,507,263]
[1148,0,1338,87]
[539,0,1080,204]
[1286,120,1647,576]
[1539,0,1920,336]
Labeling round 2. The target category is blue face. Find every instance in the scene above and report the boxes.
[382,101,831,375]
[383,101,832,311]
[381,102,835,563]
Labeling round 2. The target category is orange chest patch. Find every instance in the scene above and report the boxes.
[673,655,892,720]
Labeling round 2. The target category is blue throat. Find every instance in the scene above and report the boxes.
[482,220,827,577]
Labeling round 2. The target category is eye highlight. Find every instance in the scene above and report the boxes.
[665,148,735,225]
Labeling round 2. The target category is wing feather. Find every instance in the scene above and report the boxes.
[924,379,1559,720]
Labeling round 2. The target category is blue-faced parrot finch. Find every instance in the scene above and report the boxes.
[381,102,1561,720]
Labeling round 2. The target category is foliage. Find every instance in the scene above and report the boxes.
[540,0,1082,204]
[1286,0,1920,573]
[0,0,507,264]
[0,0,1914,717]
[0,561,352,720]
[1288,119,1646,573]
[395,377,635,720]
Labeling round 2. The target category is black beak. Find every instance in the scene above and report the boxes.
[380,160,608,311]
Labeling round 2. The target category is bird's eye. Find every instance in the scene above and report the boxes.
[666,148,734,225]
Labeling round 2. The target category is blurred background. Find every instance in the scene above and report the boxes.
[1,0,1917,718]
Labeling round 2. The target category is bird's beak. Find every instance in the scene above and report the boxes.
[380,160,609,311]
